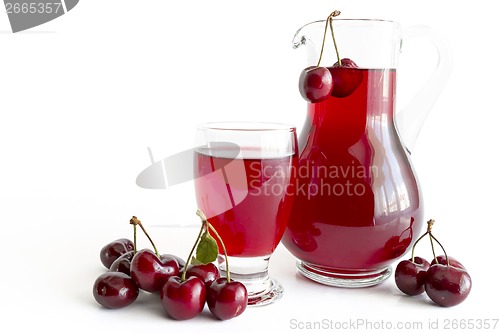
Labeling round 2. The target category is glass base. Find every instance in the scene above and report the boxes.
[246,277,283,306]
[296,260,392,288]
[218,254,284,307]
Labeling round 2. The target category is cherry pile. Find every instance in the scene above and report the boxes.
[298,10,363,103]
[93,211,248,320]
[394,219,472,307]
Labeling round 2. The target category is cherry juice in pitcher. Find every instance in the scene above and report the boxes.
[282,67,423,285]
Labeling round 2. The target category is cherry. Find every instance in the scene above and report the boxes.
[393,219,472,307]
[394,256,430,296]
[159,211,222,321]
[185,263,220,288]
[127,216,180,293]
[196,210,248,320]
[298,66,333,103]
[425,264,472,307]
[129,249,179,293]
[301,11,362,99]
[93,272,139,309]
[334,58,357,68]
[328,58,363,98]
[161,276,206,320]
[431,255,466,271]
[171,254,186,271]
[100,238,134,269]
[109,250,134,276]
[207,277,248,320]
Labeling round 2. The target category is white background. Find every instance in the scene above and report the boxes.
[1,0,498,332]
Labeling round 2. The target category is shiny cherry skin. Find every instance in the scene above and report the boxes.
[93,272,139,309]
[430,255,466,271]
[299,66,334,103]
[109,251,134,276]
[207,277,248,320]
[129,249,179,293]
[170,254,186,271]
[185,263,220,288]
[394,256,430,296]
[328,58,363,98]
[100,238,134,268]
[425,264,472,307]
[161,276,206,320]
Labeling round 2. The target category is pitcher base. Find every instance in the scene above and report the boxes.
[296,261,392,288]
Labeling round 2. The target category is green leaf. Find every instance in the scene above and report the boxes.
[190,257,202,265]
[195,231,219,264]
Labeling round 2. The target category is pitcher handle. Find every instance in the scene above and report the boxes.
[396,25,453,154]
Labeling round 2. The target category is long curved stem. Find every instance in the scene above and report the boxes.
[181,221,206,282]
[316,17,330,66]
[133,223,137,255]
[429,233,437,263]
[410,231,428,262]
[316,10,341,67]
[130,216,159,257]
[429,233,449,266]
[328,15,342,65]
[196,210,231,282]
[206,222,230,282]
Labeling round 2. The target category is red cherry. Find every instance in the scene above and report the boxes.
[93,272,139,309]
[185,263,220,289]
[100,238,134,269]
[129,249,179,293]
[207,277,248,320]
[161,276,206,320]
[335,58,358,68]
[430,255,466,271]
[170,254,186,271]
[298,66,334,103]
[394,257,430,296]
[328,58,363,98]
[109,251,134,276]
[425,264,472,307]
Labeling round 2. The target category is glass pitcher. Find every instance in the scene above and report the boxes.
[281,18,452,287]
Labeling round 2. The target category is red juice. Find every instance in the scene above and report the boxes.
[194,149,297,257]
[282,68,423,274]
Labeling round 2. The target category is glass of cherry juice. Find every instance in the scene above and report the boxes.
[194,122,298,306]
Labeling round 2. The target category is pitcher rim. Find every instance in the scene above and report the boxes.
[197,121,296,133]
[293,19,401,48]
[300,18,399,25]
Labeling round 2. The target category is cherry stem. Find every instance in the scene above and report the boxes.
[328,14,342,65]
[181,220,206,282]
[410,231,428,263]
[196,209,231,283]
[425,219,449,265]
[207,223,230,282]
[423,219,436,262]
[130,216,159,257]
[429,235,437,262]
[133,223,137,255]
[427,219,435,233]
[429,233,449,266]
[316,10,341,67]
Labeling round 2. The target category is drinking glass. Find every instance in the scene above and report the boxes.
[194,122,298,306]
